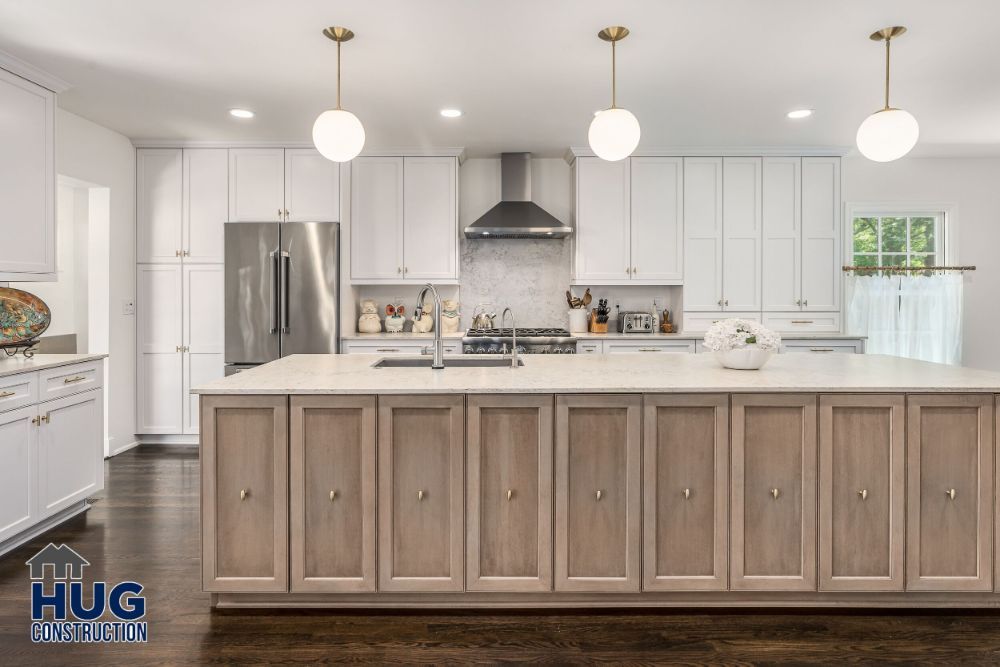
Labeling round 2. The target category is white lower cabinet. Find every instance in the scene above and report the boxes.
[0,361,104,552]
[763,313,842,334]
[342,340,461,355]
[182,264,225,434]
[605,340,696,355]
[683,312,762,334]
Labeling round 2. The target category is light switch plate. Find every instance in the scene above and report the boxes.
[123,299,135,315]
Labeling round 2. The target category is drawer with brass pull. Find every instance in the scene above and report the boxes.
[37,361,103,402]
[0,372,38,414]
[762,312,842,334]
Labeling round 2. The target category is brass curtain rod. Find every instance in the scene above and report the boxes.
[842,265,976,272]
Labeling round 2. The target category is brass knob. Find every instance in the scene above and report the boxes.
[329,490,337,501]
[724,299,730,307]
[284,209,289,219]
[240,489,248,501]
[596,489,603,501]
[770,488,780,500]
[31,416,40,426]
[506,489,513,501]
[683,488,691,500]
[417,489,425,501]
[946,488,956,501]
[41,414,50,424]
[278,208,283,220]
[859,489,868,501]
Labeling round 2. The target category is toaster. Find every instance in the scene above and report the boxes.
[618,312,654,333]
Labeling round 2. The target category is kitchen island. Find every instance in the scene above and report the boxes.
[194,353,1000,608]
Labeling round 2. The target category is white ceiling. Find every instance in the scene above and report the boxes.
[1,0,998,157]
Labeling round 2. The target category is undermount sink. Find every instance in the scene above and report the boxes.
[372,357,524,369]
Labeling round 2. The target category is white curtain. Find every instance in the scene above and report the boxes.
[846,273,963,365]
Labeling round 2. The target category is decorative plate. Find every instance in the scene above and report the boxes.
[0,287,51,345]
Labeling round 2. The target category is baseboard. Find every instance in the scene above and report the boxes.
[0,501,90,558]
[108,439,140,457]
[137,434,199,446]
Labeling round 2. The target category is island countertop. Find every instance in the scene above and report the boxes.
[193,353,1000,395]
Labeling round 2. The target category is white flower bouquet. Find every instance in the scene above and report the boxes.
[702,318,781,369]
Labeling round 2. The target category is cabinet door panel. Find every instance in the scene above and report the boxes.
[731,394,816,591]
[137,148,183,263]
[555,395,641,592]
[801,158,841,312]
[630,157,683,282]
[182,264,224,434]
[0,69,55,275]
[683,158,724,311]
[643,395,728,591]
[574,157,631,282]
[290,396,375,592]
[403,157,457,280]
[906,395,993,591]
[819,395,904,591]
[378,395,464,591]
[183,148,228,262]
[37,389,103,516]
[722,158,762,311]
[284,148,340,222]
[0,406,38,542]
[761,157,801,311]
[137,264,183,434]
[351,157,404,281]
[202,395,288,592]
[467,395,553,592]
[228,148,285,222]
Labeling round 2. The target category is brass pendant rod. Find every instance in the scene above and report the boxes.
[611,39,617,109]
[883,37,891,110]
[337,39,342,110]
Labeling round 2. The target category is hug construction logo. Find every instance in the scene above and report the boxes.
[26,543,148,644]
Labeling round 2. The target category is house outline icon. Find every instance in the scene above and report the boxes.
[25,543,90,580]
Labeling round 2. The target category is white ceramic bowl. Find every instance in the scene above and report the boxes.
[715,346,774,370]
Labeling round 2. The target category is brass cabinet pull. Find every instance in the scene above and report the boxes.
[717,299,723,307]
[638,347,662,352]
[63,375,87,384]
[330,490,337,501]
[626,267,630,275]
[376,348,400,353]
[724,299,729,307]
[40,414,50,424]
[770,488,780,500]
[683,488,691,500]
[0,390,15,399]
[795,299,802,306]
[240,489,248,501]
[946,488,956,501]
[398,267,403,274]
[278,208,283,220]
[632,266,637,275]
[175,249,182,257]
[595,489,603,501]
[31,416,40,426]
[859,489,868,501]
[284,209,290,219]
[417,489,425,501]
[183,250,190,257]
[810,348,835,352]
[791,320,814,324]
[506,489,513,501]
[803,299,809,307]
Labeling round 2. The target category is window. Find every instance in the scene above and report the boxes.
[852,214,943,268]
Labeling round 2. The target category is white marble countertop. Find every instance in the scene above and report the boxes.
[193,353,1000,395]
[0,353,107,379]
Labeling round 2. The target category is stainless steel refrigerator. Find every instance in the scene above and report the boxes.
[224,221,340,375]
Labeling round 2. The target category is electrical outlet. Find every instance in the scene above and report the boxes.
[123,299,135,315]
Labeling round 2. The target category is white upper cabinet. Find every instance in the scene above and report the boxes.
[284,148,340,222]
[761,157,802,311]
[402,157,457,281]
[630,157,683,283]
[801,157,841,312]
[229,148,285,222]
[350,156,458,283]
[683,158,724,311]
[183,149,228,263]
[573,157,631,283]
[0,68,55,278]
[137,148,183,263]
[722,157,762,312]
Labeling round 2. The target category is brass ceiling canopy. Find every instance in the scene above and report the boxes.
[598,26,630,42]
[869,26,907,42]
[322,26,355,43]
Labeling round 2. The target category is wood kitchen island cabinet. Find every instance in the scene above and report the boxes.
[194,352,1000,608]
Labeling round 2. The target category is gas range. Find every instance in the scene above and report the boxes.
[462,327,577,354]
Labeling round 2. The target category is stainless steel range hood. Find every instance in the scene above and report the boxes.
[464,153,572,239]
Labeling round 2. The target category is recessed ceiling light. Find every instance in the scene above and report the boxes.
[440,109,463,118]
[229,108,255,119]
[786,109,813,119]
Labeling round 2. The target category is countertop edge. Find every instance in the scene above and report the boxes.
[0,353,108,379]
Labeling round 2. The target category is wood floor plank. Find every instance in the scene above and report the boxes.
[1,446,999,664]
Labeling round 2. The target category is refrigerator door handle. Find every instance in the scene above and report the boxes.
[268,250,279,334]
[280,251,291,333]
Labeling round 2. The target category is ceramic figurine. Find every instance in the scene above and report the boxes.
[357,299,382,333]
[384,304,406,333]
[441,299,461,333]
[412,296,434,333]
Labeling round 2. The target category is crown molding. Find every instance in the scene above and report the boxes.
[564,145,853,164]
[130,138,466,161]
[0,49,71,93]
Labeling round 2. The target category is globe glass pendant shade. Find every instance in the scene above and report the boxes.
[312,109,366,162]
[588,108,641,161]
[856,108,919,162]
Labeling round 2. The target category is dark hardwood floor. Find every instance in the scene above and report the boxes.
[2,445,1000,665]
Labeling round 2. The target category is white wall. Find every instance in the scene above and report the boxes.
[56,109,136,453]
[20,184,78,337]
[843,156,1000,371]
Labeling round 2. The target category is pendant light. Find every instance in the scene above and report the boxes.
[856,26,919,162]
[588,26,640,161]
[313,26,366,162]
